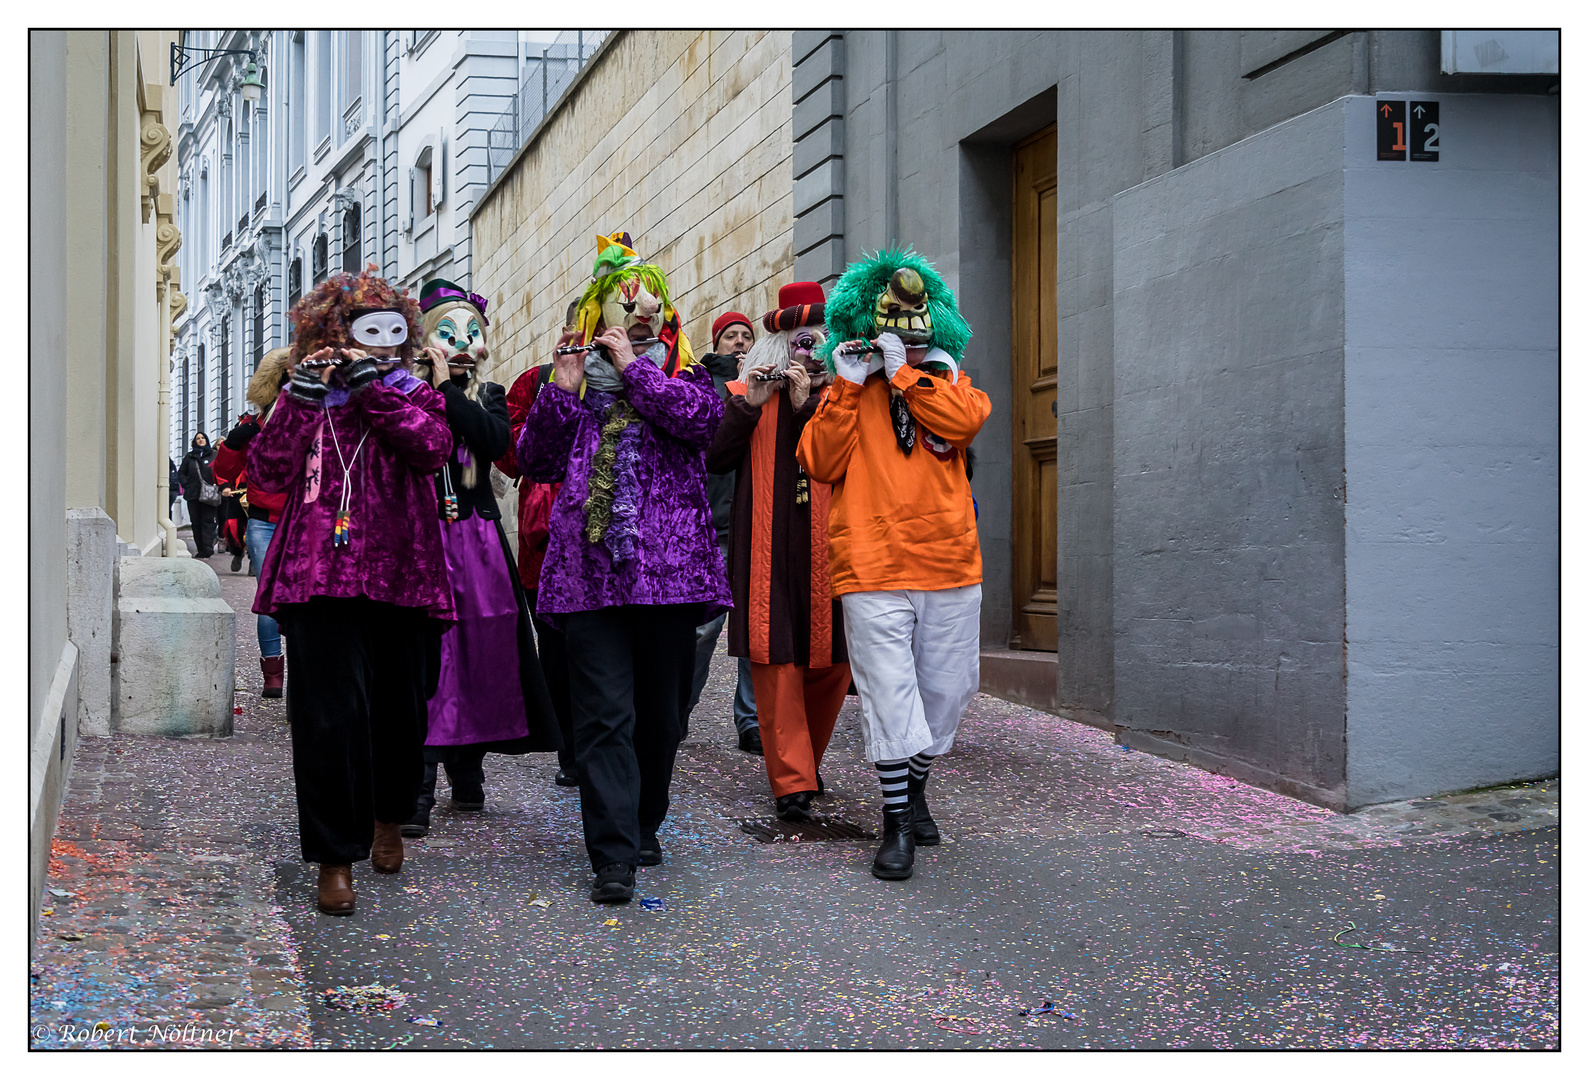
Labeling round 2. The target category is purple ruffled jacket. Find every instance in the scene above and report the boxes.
[518,357,731,627]
[249,372,456,621]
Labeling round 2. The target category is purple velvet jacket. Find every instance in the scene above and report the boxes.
[248,372,455,620]
[518,356,731,626]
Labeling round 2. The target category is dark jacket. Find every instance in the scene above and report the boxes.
[704,378,846,669]
[701,352,743,547]
[177,442,215,499]
[435,377,510,521]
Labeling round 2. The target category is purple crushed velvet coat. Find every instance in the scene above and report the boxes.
[518,357,731,627]
[249,375,456,621]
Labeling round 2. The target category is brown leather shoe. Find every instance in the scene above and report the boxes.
[317,864,355,915]
[371,821,404,874]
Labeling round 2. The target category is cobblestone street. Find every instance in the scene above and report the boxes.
[29,546,1559,1049]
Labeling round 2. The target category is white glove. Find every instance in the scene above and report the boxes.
[833,341,871,386]
[877,332,908,381]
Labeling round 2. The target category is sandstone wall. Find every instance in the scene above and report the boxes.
[473,30,794,383]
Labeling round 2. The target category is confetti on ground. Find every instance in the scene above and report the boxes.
[321,984,410,1012]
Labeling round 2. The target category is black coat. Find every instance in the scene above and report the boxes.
[178,447,215,499]
[434,378,510,521]
[700,352,743,547]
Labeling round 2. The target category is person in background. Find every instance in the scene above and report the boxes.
[496,299,583,790]
[212,349,295,699]
[168,456,182,519]
[689,310,762,754]
[705,283,848,822]
[178,433,219,557]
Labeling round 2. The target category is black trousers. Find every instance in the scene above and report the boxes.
[186,500,218,557]
[561,604,697,870]
[529,589,577,772]
[279,597,434,865]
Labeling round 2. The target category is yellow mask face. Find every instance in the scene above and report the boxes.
[871,268,933,345]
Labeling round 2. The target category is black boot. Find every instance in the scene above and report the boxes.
[775,791,814,823]
[907,776,940,846]
[871,803,916,880]
[447,758,486,811]
[403,761,437,838]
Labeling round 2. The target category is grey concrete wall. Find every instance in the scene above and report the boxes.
[1342,94,1560,804]
[1113,101,1350,807]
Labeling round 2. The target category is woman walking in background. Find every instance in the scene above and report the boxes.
[211,348,295,698]
[178,432,219,557]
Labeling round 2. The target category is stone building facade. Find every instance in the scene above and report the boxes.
[471,30,794,378]
[32,29,196,935]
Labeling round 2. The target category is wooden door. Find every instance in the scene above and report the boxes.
[1010,125,1058,652]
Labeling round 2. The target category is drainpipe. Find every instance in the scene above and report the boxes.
[156,335,187,558]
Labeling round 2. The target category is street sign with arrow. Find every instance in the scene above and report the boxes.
[1410,101,1440,162]
[1377,100,1407,161]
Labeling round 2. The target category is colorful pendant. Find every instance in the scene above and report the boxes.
[333,510,351,546]
[443,491,459,523]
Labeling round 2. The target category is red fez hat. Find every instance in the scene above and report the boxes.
[711,311,754,349]
[762,281,826,333]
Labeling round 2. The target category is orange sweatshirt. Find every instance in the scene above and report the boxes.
[796,364,991,597]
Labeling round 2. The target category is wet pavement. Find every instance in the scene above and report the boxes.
[29,542,1559,1049]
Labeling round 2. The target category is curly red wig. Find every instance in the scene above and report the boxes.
[288,264,424,363]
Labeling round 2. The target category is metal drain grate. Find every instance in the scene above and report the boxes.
[738,817,878,843]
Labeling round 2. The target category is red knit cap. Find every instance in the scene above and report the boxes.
[711,311,754,350]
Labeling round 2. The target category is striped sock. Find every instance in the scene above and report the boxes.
[875,759,910,810]
[907,752,937,789]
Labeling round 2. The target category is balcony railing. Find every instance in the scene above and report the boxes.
[255,191,268,213]
[485,31,610,186]
[221,231,232,251]
[238,212,249,235]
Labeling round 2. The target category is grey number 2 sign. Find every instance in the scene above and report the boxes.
[1410,101,1440,162]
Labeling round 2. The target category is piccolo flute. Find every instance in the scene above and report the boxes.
[836,342,884,357]
[554,337,663,356]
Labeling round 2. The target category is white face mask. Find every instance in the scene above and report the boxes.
[349,311,409,348]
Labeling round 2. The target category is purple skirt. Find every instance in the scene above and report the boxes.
[426,515,533,747]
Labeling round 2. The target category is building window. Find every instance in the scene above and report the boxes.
[315,31,332,147]
[196,343,206,439]
[182,356,191,439]
[342,31,363,116]
[253,284,266,365]
[290,32,306,172]
[219,316,231,430]
[312,233,328,284]
[253,99,268,208]
[415,149,434,222]
[342,204,361,273]
[288,257,302,307]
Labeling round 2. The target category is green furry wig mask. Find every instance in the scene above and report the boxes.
[816,247,971,373]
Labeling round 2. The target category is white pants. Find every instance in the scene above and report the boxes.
[840,584,982,763]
